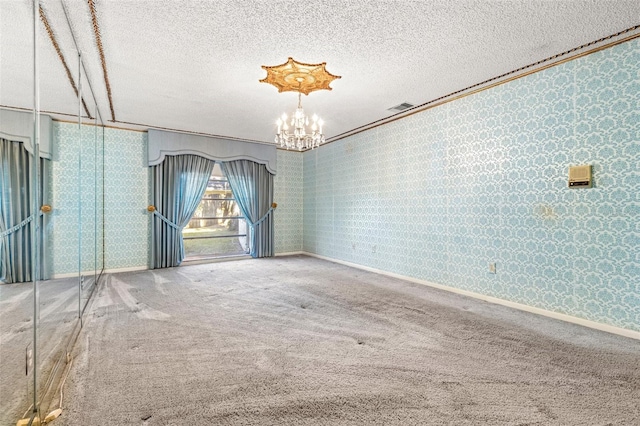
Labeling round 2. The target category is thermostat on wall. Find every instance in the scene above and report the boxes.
[568,164,592,188]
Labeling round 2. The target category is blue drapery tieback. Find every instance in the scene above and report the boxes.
[152,210,181,230]
[0,212,43,239]
[248,207,273,229]
[152,206,271,230]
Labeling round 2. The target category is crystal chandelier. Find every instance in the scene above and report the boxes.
[260,57,341,151]
[275,92,324,150]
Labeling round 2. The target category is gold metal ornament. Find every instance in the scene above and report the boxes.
[40,205,52,213]
[260,57,341,95]
[147,205,156,212]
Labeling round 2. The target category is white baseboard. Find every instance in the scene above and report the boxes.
[103,265,148,274]
[275,251,305,256]
[182,255,250,266]
[52,265,149,279]
[303,252,640,341]
[51,273,75,279]
[51,271,99,279]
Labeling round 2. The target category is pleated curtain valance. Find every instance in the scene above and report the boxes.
[148,129,277,175]
[0,108,54,160]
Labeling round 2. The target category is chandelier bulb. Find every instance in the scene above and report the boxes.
[272,91,327,151]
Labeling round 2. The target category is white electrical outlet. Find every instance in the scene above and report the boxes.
[489,263,496,274]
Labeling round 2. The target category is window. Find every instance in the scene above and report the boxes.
[182,163,248,260]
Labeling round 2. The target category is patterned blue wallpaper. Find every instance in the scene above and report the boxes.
[50,121,94,275]
[50,123,149,275]
[102,127,149,270]
[303,39,640,332]
[274,149,304,253]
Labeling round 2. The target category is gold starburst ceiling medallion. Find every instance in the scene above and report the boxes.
[259,57,341,95]
[260,58,340,151]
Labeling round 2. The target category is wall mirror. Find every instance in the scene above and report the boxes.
[0,3,40,422]
[0,0,105,423]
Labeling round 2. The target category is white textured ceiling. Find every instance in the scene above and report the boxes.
[1,0,639,144]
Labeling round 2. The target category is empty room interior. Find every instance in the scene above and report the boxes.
[1,1,639,425]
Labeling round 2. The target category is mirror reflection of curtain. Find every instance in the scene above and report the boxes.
[222,160,274,258]
[151,154,214,268]
[0,138,50,283]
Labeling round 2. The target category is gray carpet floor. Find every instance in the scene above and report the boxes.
[0,277,82,425]
[56,255,640,425]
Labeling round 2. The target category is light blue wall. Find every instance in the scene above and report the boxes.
[50,123,149,275]
[103,127,149,270]
[49,122,77,274]
[50,121,100,274]
[303,38,640,332]
[274,150,303,253]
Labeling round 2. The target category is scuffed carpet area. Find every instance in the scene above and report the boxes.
[57,255,640,425]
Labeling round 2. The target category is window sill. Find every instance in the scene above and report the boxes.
[181,254,251,266]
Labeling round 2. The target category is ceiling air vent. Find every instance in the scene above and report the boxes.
[388,102,414,112]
